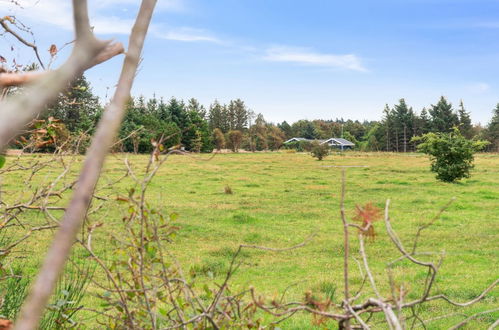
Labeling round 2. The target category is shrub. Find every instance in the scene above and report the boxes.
[284,140,312,152]
[412,128,488,182]
[310,141,330,161]
[227,130,243,152]
[212,128,225,150]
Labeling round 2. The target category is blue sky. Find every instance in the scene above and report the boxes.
[1,0,499,124]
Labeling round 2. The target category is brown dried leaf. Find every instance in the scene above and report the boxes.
[49,44,57,57]
[353,202,382,238]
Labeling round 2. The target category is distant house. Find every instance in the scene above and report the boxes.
[321,138,355,150]
[283,137,355,150]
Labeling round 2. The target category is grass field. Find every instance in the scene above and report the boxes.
[2,151,498,328]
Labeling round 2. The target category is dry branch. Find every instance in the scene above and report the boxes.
[0,0,126,151]
[13,1,157,328]
[0,42,124,88]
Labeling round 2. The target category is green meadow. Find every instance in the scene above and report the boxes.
[3,152,498,328]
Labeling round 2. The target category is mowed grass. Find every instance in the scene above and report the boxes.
[2,151,498,328]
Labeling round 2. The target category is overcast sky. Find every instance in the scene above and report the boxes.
[1,0,499,124]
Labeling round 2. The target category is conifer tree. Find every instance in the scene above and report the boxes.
[45,75,102,133]
[208,100,224,131]
[429,96,459,133]
[485,104,499,151]
[457,100,473,139]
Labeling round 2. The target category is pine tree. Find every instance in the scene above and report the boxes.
[45,75,102,133]
[457,100,473,139]
[231,99,248,131]
[167,97,189,130]
[278,121,293,139]
[485,104,499,152]
[419,108,431,134]
[208,100,224,131]
[429,96,459,133]
[187,98,206,119]
[393,99,415,152]
[220,104,231,133]
[382,104,395,151]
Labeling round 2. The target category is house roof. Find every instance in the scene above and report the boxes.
[322,138,355,146]
[284,137,355,146]
[283,137,311,143]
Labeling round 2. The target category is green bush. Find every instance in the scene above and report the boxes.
[412,128,488,182]
[283,140,312,152]
[310,141,330,161]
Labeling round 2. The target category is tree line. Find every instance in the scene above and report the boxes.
[38,75,499,153]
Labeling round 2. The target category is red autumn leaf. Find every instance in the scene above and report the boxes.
[353,202,382,239]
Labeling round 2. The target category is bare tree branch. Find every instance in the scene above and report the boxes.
[0,42,124,87]
[0,16,45,69]
[449,308,499,330]
[13,1,157,328]
[0,0,122,151]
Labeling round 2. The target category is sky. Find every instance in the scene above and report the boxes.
[1,0,499,124]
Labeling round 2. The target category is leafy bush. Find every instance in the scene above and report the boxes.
[284,140,312,152]
[412,128,488,182]
[227,130,243,152]
[310,141,329,161]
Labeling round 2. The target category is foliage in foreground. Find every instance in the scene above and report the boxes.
[412,128,488,182]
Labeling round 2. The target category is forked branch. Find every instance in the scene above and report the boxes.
[13,1,157,328]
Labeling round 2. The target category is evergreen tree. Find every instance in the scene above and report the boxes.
[184,108,212,152]
[167,97,189,130]
[382,104,395,151]
[291,120,318,139]
[392,99,415,152]
[208,100,224,131]
[120,98,181,153]
[278,121,293,139]
[231,99,248,131]
[418,108,431,134]
[45,75,102,133]
[485,104,499,152]
[344,120,367,142]
[157,97,170,121]
[187,98,206,119]
[457,100,473,139]
[220,104,231,133]
[226,101,237,130]
[429,96,459,133]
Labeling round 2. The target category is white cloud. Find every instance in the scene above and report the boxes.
[152,27,219,43]
[92,16,136,35]
[0,0,211,39]
[263,46,367,72]
[0,0,73,30]
[467,82,490,93]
